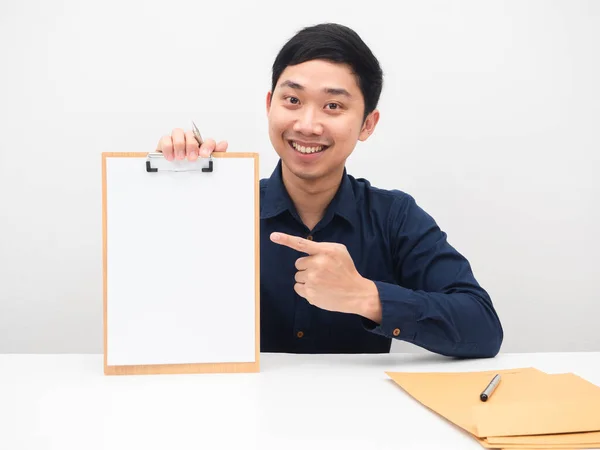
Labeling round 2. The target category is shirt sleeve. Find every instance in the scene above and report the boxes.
[362,193,504,358]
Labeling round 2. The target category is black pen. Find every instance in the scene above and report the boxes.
[480,374,501,401]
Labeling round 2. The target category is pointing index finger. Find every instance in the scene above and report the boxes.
[270,232,321,254]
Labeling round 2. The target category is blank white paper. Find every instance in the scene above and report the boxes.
[105,155,257,366]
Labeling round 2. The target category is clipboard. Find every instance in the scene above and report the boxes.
[101,151,260,375]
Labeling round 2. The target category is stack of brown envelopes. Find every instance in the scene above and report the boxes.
[386,367,600,449]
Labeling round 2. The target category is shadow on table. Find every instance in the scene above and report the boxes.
[258,352,461,372]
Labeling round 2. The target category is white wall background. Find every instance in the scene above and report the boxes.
[1,0,598,354]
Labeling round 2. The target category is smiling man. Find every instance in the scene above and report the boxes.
[156,23,503,358]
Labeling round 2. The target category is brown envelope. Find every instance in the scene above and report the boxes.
[487,431,600,446]
[498,445,599,449]
[480,435,600,448]
[386,368,600,448]
[385,367,546,436]
[472,373,600,437]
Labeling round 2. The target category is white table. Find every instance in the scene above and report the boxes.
[1,352,599,450]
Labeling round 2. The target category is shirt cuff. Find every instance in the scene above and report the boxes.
[362,281,422,341]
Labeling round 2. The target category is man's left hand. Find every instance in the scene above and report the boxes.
[270,232,381,321]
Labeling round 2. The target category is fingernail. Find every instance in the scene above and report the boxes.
[271,233,280,241]
[201,149,209,157]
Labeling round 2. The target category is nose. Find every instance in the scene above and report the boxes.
[293,107,323,136]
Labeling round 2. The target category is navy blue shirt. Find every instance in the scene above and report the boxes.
[259,160,503,358]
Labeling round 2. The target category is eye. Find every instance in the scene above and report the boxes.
[326,103,340,110]
[285,96,300,105]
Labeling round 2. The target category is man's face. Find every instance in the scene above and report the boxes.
[266,59,378,182]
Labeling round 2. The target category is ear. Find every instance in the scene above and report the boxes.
[266,91,273,115]
[358,109,380,141]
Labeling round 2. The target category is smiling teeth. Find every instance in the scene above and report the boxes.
[291,141,324,154]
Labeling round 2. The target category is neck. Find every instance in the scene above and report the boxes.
[281,163,344,231]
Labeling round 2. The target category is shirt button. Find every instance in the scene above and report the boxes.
[393,328,401,336]
[306,235,313,241]
[297,331,304,338]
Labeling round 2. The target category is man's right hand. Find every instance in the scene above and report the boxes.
[156,128,228,161]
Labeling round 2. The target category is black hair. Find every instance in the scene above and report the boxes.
[271,23,383,122]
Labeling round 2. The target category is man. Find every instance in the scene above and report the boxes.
[156,23,503,358]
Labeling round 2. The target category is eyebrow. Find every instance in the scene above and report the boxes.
[279,80,352,98]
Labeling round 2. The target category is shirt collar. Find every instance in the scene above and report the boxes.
[261,160,294,219]
[261,159,359,228]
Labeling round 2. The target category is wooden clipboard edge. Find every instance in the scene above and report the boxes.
[102,151,260,375]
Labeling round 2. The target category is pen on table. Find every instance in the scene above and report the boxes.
[480,374,501,402]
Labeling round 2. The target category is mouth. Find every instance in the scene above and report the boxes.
[287,139,329,156]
